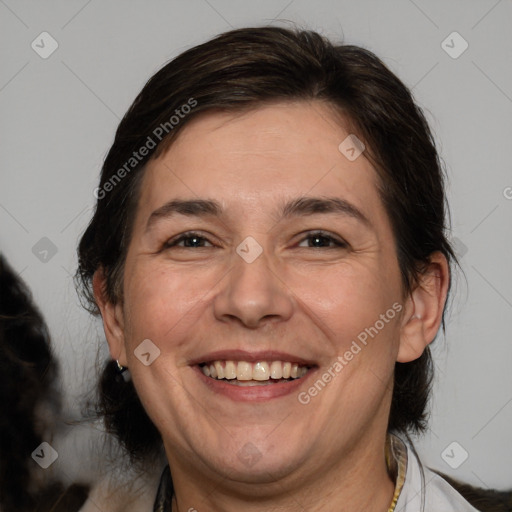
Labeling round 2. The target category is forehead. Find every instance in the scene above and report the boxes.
[137,101,386,227]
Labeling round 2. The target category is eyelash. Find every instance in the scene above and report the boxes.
[164,231,348,249]
[298,231,348,249]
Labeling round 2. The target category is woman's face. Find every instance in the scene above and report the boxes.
[105,101,413,485]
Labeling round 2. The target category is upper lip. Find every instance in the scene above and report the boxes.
[189,349,317,366]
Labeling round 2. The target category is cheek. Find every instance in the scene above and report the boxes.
[122,260,213,352]
[287,260,402,351]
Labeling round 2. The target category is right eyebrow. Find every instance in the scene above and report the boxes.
[145,199,222,232]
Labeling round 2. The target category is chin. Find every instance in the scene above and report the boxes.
[207,435,308,484]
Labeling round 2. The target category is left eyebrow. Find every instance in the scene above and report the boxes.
[145,195,373,233]
[279,196,372,228]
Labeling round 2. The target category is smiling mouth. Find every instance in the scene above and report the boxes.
[199,360,311,386]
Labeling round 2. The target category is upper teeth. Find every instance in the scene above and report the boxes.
[201,360,308,381]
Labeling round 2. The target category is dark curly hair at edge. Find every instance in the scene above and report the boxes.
[0,255,89,511]
[76,26,458,465]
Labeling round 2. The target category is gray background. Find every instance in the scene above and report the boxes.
[1,0,511,491]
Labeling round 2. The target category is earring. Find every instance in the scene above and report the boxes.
[116,360,131,382]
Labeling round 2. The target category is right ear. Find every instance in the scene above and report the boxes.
[92,268,128,367]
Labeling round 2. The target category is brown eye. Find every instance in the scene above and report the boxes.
[297,231,347,249]
[165,232,213,248]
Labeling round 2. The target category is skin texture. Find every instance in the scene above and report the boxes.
[94,100,449,511]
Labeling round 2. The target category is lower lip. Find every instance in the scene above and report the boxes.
[193,366,316,402]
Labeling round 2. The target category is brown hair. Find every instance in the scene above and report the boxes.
[76,26,457,461]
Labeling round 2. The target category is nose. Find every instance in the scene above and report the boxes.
[213,246,294,329]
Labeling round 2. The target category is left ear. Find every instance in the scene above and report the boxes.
[397,252,450,363]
